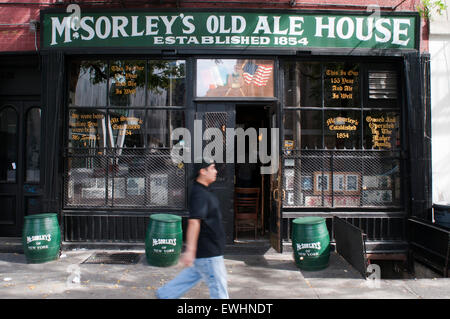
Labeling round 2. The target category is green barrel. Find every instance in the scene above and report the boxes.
[22,213,61,264]
[145,214,182,267]
[292,217,330,271]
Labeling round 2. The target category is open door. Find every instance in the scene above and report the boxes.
[269,103,282,252]
[195,103,235,244]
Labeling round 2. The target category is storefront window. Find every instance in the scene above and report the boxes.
[363,111,400,150]
[69,60,107,107]
[66,59,186,209]
[196,59,274,98]
[284,110,322,149]
[324,62,360,108]
[324,110,361,149]
[148,60,185,106]
[68,109,107,151]
[147,110,185,148]
[109,60,146,107]
[282,61,401,209]
[108,109,145,148]
[284,62,321,107]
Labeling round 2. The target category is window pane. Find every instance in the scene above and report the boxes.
[108,109,145,148]
[284,110,322,150]
[366,65,400,108]
[197,59,274,97]
[109,60,146,107]
[324,63,360,108]
[363,111,400,150]
[284,62,321,107]
[25,108,41,183]
[0,106,17,182]
[68,109,107,151]
[147,110,185,148]
[324,110,361,149]
[147,60,186,106]
[69,60,107,107]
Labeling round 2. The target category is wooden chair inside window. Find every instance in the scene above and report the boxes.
[234,187,260,239]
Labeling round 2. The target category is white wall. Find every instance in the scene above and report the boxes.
[430,2,450,204]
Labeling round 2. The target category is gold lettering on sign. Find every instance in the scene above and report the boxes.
[69,112,105,143]
[111,64,144,96]
[326,117,359,138]
[326,68,358,100]
[366,116,396,149]
[110,116,144,136]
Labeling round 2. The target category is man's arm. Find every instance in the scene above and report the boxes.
[180,218,201,267]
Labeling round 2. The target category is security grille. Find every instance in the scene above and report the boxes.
[282,150,402,208]
[64,148,185,208]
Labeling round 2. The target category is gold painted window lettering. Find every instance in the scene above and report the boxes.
[324,63,360,108]
[66,59,187,209]
[282,61,401,208]
[109,60,146,107]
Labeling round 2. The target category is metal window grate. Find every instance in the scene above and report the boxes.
[82,252,143,264]
[64,149,186,209]
[282,150,402,208]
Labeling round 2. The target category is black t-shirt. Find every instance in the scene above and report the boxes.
[189,181,226,258]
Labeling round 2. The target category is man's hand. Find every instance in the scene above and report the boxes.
[179,219,201,267]
[180,250,196,267]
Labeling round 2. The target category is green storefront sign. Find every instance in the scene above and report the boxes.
[41,11,418,49]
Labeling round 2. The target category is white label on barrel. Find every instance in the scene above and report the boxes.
[27,234,52,244]
[296,242,321,257]
[152,238,177,246]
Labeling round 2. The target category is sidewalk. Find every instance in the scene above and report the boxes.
[1,246,449,299]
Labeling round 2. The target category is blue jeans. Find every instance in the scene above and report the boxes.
[156,256,229,299]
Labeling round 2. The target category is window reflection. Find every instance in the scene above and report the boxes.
[197,59,274,97]
[0,106,17,182]
[148,60,186,106]
[109,60,146,107]
[108,109,145,149]
[69,60,107,107]
[68,109,107,151]
[284,62,321,107]
[66,59,186,209]
[284,110,322,149]
[25,108,41,183]
[146,110,185,148]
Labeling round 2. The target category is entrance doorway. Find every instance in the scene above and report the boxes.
[234,104,272,242]
[195,102,282,250]
[0,99,42,236]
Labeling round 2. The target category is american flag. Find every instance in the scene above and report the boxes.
[242,62,273,87]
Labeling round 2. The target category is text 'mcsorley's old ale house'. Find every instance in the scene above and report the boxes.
[0,0,440,273]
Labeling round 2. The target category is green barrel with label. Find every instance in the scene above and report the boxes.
[22,213,61,264]
[145,214,182,267]
[291,217,330,271]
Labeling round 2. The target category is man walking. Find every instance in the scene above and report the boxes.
[156,159,229,299]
